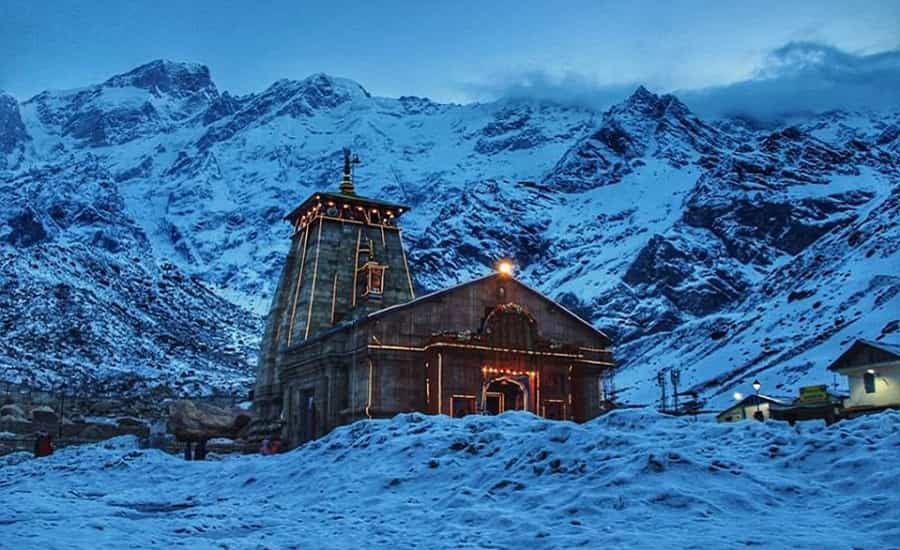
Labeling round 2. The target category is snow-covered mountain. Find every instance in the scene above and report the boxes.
[1,60,898,404]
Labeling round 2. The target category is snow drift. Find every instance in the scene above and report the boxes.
[1,410,898,549]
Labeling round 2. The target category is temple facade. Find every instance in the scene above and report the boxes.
[252,150,615,447]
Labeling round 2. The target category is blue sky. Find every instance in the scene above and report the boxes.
[3,0,899,115]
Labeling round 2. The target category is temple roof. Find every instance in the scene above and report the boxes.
[284,191,410,223]
[285,273,610,353]
[367,274,608,338]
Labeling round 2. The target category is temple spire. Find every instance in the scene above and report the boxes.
[339,148,359,195]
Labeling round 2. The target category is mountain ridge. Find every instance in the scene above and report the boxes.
[1,60,898,406]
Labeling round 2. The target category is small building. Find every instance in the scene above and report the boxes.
[251,150,616,447]
[768,385,844,426]
[716,394,786,423]
[827,338,900,416]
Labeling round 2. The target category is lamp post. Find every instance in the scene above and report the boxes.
[752,379,762,421]
[58,383,67,439]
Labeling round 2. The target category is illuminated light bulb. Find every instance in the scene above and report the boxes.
[496,260,515,277]
[867,369,876,374]
[733,392,743,401]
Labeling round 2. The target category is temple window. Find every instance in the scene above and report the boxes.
[365,264,386,296]
[358,239,387,299]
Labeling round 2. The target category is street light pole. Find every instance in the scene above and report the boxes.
[752,379,762,421]
[58,383,67,439]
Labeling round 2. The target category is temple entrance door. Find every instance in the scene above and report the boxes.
[298,390,316,443]
[483,378,526,415]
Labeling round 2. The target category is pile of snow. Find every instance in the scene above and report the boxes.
[1,410,898,548]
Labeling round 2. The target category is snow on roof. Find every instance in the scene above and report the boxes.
[716,394,788,418]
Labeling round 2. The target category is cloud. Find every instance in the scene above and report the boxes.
[459,70,639,111]
[681,42,900,122]
[462,42,900,123]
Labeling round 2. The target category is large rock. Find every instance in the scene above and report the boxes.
[31,406,58,428]
[167,400,251,442]
[0,403,26,420]
[77,423,121,441]
[115,416,150,438]
[0,415,31,434]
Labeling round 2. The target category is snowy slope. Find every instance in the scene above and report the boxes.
[2,410,899,549]
[1,59,898,404]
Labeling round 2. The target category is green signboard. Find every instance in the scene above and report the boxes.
[798,384,828,403]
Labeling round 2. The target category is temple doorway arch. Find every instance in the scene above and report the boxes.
[482,376,528,415]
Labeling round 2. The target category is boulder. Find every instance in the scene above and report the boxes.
[0,403,26,420]
[116,416,145,428]
[78,423,120,441]
[115,416,149,438]
[0,416,31,434]
[30,406,58,428]
[167,400,252,442]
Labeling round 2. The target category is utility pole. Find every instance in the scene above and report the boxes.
[670,368,681,414]
[752,379,762,421]
[656,370,668,413]
[57,382,68,440]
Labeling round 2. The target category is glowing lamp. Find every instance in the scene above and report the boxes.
[752,380,761,393]
[733,392,743,401]
[866,368,876,374]
[496,260,515,277]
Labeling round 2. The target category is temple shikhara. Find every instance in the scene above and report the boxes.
[252,150,616,447]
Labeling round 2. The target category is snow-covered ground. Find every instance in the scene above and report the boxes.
[2,410,898,549]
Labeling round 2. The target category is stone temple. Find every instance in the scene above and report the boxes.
[252,150,616,447]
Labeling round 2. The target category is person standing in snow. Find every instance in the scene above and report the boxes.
[33,432,54,458]
[183,441,193,461]
[269,437,283,454]
[260,437,272,455]
[195,438,208,460]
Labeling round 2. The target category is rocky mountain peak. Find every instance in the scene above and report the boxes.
[0,92,28,160]
[103,59,218,99]
[624,84,656,105]
[249,73,372,120]
[543,87,721,191]
[616,85,692,122]
[297,73,371,107]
